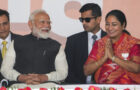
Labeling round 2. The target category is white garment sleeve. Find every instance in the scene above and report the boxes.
[1,40,20,81]
[46,46,68,82]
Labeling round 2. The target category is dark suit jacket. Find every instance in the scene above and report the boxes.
[0,32,21,84]
[65,30,107,84]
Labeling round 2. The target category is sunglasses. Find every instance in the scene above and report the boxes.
[79,17,96,23]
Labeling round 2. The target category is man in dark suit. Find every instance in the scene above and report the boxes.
[65,3,107,84]
[0,9,20,86]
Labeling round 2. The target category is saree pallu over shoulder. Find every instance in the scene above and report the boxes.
[90,33,140,84]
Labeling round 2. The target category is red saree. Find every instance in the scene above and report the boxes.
[86,33,140,84]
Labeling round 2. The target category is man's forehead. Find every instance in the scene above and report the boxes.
[0,15,9,22]
[0,15,8,19]
[34,14,50,23]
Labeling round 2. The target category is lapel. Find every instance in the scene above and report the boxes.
[81,31,88,59]
[101,30,107,38]
[11,32,17,40]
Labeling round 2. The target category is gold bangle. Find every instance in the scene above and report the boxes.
[95,62,99,66]
[112,56,116,62]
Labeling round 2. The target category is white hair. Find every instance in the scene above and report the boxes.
[29,9,47,21]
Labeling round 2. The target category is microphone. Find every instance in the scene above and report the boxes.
[0,79,8,87]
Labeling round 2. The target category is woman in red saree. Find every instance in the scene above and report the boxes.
[84,10,140,84]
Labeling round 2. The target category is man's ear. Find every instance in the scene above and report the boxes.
[28,21,33,31]
[96,16,101,23]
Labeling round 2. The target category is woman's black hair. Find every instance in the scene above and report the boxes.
[105,9,127,28]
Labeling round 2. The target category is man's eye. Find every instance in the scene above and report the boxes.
[112,24,117,26]
[40,21,45,24]
[3,22,9,25]
[105,23,109,26]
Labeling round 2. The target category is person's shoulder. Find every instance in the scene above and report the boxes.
[126,34,140,43]
[68,31,87,39]
[11,33,20,37]
[11,32,22,40]
[14,34,30,41]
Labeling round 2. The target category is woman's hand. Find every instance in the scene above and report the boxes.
[106,39,114,60]
[104,40,109,60]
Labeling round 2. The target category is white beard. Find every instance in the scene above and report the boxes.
[32,26,50,39]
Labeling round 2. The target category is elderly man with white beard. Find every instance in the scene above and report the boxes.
[0,9,68,86]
